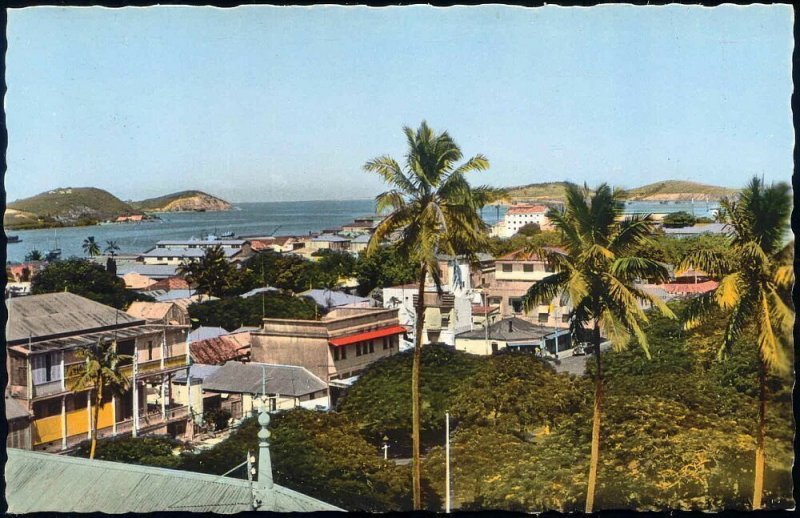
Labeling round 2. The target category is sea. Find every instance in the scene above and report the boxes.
[4,198,722,264]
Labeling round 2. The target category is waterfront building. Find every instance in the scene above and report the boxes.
[491,204,553,237]
[5,292,192,452]
[250,307,405,386]
[308,233,351,252]
[139,238,253,265]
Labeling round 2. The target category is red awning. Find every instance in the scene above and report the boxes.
[329,325,408,347]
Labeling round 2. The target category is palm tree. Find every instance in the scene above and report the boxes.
[104,240,120,257]
[68,339,132,459]
[521,183,674,513]
[364,121,500,509]
[82,236,101,257]
[177,245,232,298]
[679,177,792,510]
[25,249,44,261]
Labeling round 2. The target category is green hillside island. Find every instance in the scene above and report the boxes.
[503,180,737,203]
[129,190,232,212]
[4,187,145,230]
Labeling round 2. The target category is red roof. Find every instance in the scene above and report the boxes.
[150,276,190,291]
[661,280,719,295]
[329,325,408,347]
[191,336,249,365]
[507,205,548,215]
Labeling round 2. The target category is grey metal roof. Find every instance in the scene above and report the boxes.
[5,394,30,420]
[5,448,341,513]
[350,234,372,243]
[8,324,166,354]
[298,289,370,308]
[457,317,559,341]
[240,287,280,298]
[311,234,350,242]
[172,363,222,384]
[662,223,731,235]
[6,292,144,345]
[153,290,216,302]
[156,239,248,246]
[189,326,229,342]
[140,247,241,258]
[201,362,327,397]
[115,263,180,279]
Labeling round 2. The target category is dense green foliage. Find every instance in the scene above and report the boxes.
[7,187,138,224]
[30,258,153,308]
[73,435,185,469]
[187,292,317,330]
[515,222,541,236]
[353,245,419,296]
[339,344,483,451]
[242,250,348,293]
[662,211,696,228]
[129,190,231,211]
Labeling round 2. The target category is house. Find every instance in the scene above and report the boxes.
[491,204,553,237]
[121,271,158,290]
[115,214,144,223]
[455,316,572,357]
[6,261,45,282]
[126,301,189,326]
[661,223,732,238]
[349,233,372,253]
[116,263,180,280]
[308,234,351,252]
[341,215,383,235]
[139,238,253,265]
[172,361,329,421]
[471,304,501,328]
[5,292,192,452]
[298,288,373,310]
[251,307,405,385]
[148,276,191,292]
[483,249,572,327]
[5,409,341,513]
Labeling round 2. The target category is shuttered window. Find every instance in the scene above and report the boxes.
[31,353,62,385]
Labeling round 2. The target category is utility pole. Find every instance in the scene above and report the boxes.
[445,412,451,513]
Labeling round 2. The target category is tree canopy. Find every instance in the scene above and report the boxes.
[187,292,318,330]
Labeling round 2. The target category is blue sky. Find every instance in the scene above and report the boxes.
[6,5,794,203]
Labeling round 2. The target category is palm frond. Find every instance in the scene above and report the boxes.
[682,292,716,331]
[714,272,743,310]
[521,272,569,313]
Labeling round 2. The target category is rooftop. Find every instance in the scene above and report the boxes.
[115,263,180,279]
[190,335,249,365]
[507,204,549,215]
[298,289,371,308]
[189,326,229,342]
[197,361,327,397]
[6,292,143,345]
[5,448,340,513]
[311,234,351,242]
[140,247,242,259]
[457,316,560,341]
[156,239,249,246]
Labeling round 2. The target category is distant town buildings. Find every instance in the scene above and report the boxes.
[139,238,253,265]
[491,204,553,237]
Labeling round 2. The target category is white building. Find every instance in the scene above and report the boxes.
[139,238,252,265]
[491,204,553,238]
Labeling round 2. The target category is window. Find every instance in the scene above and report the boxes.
[33,398,61,418]
[538,312,549,323]
[355,344,362,357]
[441,314,450,328]
[147,340,153,361]
[32,352,61,385]
[523,264,534,273]
[510,298,524,313]
[488,297,502,306]
[502,264,513,273]
[383,337,389,350]
[333,348,340,361]
[340,346,347,360]
[562,314,570,323]
[368,341,374,354]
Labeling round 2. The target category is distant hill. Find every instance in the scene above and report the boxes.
[5,187,141,229]
[622,180,737,201]
[130,190,232,212]
[503,180,736,203]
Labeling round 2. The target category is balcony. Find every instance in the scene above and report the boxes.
[31,380,65,399]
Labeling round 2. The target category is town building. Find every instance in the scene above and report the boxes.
[171,361,329,420]
[116,263,181,280]
[250,307,405,385]
[455,316,572,357]
[482,249,571,327]
[340,215,383,235]
[308,234,351,252]
[491,204,553,237]
[139,238,253,265]
[661,223,732,238]
[190,334,251,365]
[121,271,158,290]
[298,288,373,310]
[126,301,190,326]
[349,233,372,253]
[5,292,192,452]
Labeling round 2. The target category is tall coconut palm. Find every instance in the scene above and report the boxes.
[177,245,232,298]
[68,339,132,459]
[82,236,101,257]
[364,121,500,509]
[679,177,792,510]
[521,183,675,512]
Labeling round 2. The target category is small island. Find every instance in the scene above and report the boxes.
[4,187,231,230]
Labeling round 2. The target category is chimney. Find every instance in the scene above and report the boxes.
[508,319,513,333]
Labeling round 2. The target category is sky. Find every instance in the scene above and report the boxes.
[5,4,794,203]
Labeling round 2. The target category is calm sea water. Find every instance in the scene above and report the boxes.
[5,199,719,263]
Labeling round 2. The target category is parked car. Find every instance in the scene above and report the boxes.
[573,342,595,356]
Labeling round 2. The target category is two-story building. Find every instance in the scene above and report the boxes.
[5,292,192,452]
[483,249,572,328]
[491,204,554,237]
[250,307,405,387]
[139,238,253,265]
[308,234,352,252]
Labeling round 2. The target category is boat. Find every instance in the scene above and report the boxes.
[45,249,62,261]
[7,235,21,244]
[220,231,235,238]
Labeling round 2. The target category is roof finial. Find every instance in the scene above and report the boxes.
[252,395,275,510]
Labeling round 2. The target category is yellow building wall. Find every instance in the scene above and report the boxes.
[32,415,61,445]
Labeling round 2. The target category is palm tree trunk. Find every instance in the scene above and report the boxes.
[752,358,767,509]
[585,320,603,513]
[89,383,103,460]
[411,263,428,510]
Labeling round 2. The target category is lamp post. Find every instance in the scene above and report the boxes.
[445,412,451,513]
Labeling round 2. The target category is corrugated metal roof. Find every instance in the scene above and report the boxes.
[298,289,370,308]
[5,448,341,513]
[9,325,167,354]
[6,293,144,345]
[126,301,174,321]
[189,326,229,342]
[116,264,180,279]
[200,362,327,397]
[457,317,558,341]
[190,336,248,365]
[156,239,248,246]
